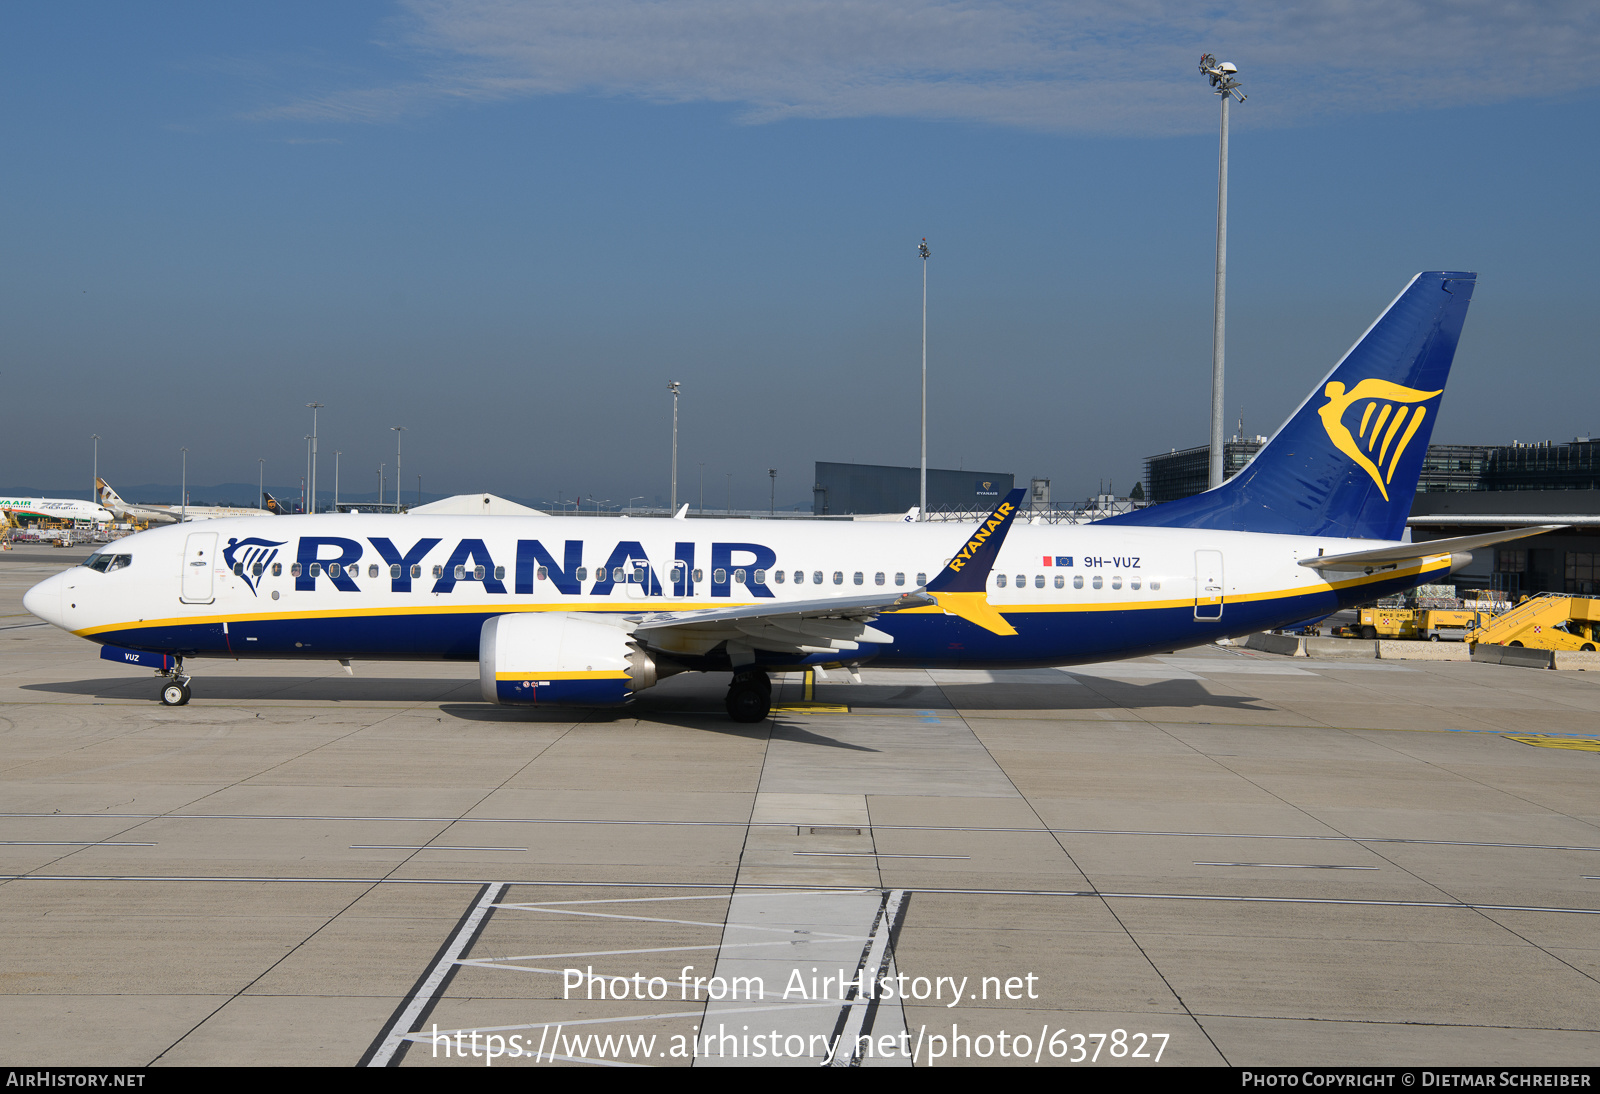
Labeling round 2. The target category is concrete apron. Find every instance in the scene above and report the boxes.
[697,887,910,1068]
[693,678,1020,1067]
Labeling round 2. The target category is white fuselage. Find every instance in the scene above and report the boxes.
[108,502,273,525]
[0,497,113,524]
[24,513,1448,669]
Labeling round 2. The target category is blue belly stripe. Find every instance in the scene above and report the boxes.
[84,567,1431,671]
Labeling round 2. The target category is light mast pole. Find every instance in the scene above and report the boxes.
[306,402,323,511]
[391,427,405,510]
[1199,55,1245,490]
[668,381,681,513]
[919,238,930,518]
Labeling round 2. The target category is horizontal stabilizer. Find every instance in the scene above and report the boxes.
[1298,525,1563,572]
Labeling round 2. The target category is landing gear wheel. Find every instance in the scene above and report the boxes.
[725,672,772,723]
[738,669,772,694]
[160,682,191,706]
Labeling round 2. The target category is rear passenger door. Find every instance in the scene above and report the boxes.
[1194,549,1224,621]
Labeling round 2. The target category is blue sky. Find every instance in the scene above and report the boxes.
[4,2,1597,507]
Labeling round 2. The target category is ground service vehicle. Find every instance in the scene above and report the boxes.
[1467,594,1600,651]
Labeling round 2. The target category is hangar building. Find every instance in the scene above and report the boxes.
[812,462,1014,516]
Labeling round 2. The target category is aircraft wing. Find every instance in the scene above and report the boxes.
[1298,525,1564,572]
[635,590,934,630]
[632,591,935,663]
[630,489,1028,666]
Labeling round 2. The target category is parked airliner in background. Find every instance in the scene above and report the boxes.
[97,479,274,524]
[0,496,113,524]
[27,273,1554,720]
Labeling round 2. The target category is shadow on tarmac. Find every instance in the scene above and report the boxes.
[931,678,1272,713]
[22,676,481,704]
[23,672,1271,720]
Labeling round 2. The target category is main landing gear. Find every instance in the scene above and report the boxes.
[157,658,191,706]
[725,670,771,723]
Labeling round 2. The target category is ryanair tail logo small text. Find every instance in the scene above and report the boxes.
[1317,379,1442,501]
[946,502,1015,572]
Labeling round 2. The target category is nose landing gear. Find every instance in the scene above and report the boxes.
[157,658,191,706]
[724,670,771,723]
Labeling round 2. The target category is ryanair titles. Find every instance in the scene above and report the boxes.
[287,536,777,599]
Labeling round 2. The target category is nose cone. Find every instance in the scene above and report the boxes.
[22,571,66,629]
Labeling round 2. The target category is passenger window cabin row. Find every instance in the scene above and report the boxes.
[994,573,1161,591]
[225,559,1162,593]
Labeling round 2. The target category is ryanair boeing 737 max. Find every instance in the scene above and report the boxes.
[23,272,1555,720]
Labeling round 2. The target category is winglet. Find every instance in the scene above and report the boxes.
[922,487,1027,636]
[926,488,1027,593]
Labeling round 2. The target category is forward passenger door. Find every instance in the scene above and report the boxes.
[181,531,218,604]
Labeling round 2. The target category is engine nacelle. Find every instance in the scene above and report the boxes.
[479,613,673,706]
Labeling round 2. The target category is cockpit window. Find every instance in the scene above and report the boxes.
[82,553,131,573]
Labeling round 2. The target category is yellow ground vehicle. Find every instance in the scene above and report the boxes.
[1466,593,1600,651]
[1354,607,1493,641]
[1355,607,1419,639]
[1416,608,1493,642]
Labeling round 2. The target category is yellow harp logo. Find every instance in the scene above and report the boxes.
[1317,379,1442,501]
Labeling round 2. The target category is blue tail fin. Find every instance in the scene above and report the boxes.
[1102,271,1475,540]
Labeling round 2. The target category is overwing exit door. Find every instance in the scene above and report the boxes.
[624,557,666,601]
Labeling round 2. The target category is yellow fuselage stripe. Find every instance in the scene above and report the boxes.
[495,670,629,681]
[73,557,1449,639]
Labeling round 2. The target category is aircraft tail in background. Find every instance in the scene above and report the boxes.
[95,478,125,512]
